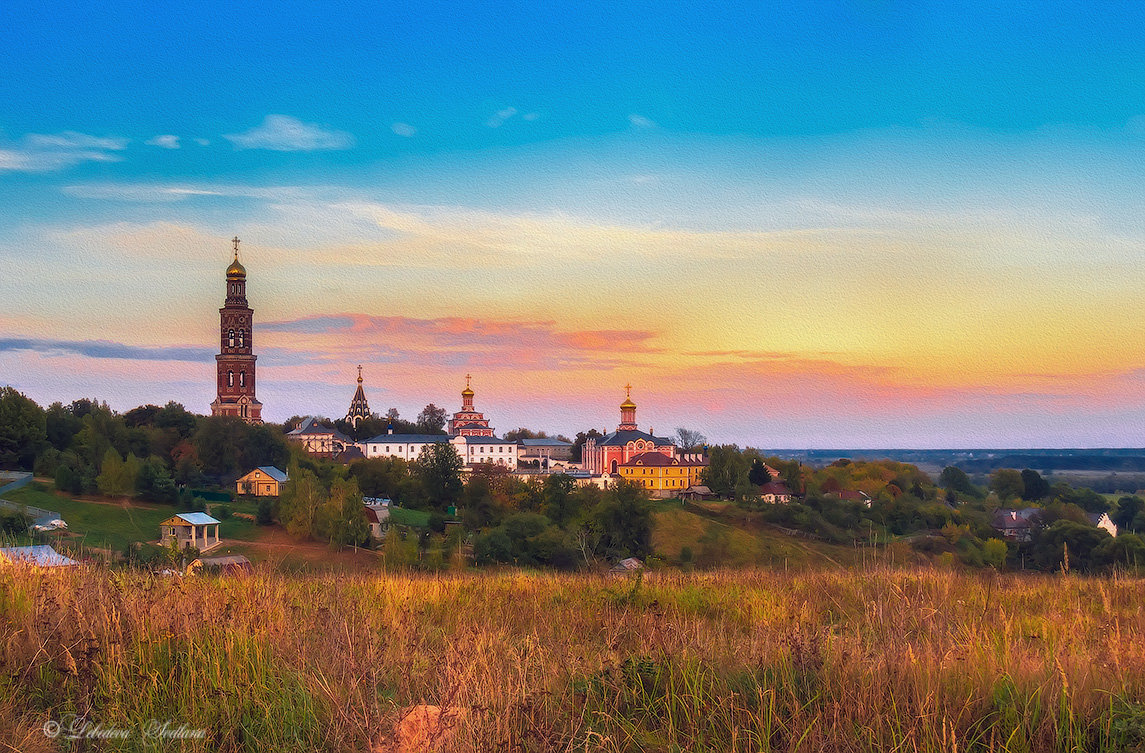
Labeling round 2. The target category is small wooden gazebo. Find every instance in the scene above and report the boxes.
[160,512,221,552]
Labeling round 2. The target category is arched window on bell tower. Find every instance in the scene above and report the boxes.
[237,330,244,347]
[228,329,235,347]
[227,370,234,387]
[239,371,246,388]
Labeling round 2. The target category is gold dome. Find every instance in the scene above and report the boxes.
[462,386,475,397]
[621,397,637,409]
[226,255,246,277]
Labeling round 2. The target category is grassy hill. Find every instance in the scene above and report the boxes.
[651,498,914,570]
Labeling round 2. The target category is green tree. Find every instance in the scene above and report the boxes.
[989,469,1025,501]
[44,401,82,452]
[1032,520,1112,572]
[1020,469,1050,502]
[0,386,46,469]
[277,466,325,538]
[982,538,1009,569]
[414,442,464,509]
[256,497,275,525]
[1114,496,1144,533]
[415,404,447,434]
[96,448,137,497]
[748,458,772,486]
[1095,533,1145,571]
[316,477,367,547]
[541,473,579,527]
[592,481,653,560]
[701,445,750,499]
[939,466,980,497]
[349,457,409,499]
[135,456,177,503]
[570,429,603,463]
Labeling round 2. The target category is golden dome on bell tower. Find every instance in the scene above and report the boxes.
[226,236,246,277]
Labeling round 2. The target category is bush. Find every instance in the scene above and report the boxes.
[256,497,274,526]
[215,504,232,520]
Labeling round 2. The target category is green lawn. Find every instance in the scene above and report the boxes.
[4,483,262,552]
[5,484,172,552]
[388,506,430,527]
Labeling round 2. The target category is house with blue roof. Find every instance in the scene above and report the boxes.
[236,466,288,497]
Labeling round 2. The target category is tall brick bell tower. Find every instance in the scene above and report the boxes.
[210,237,263,423]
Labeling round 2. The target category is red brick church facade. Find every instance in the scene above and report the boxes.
[210,239,263,423]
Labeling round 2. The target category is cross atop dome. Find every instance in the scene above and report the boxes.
[357,364,363,384]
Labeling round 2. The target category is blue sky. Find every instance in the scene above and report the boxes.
[3,2,1145,446]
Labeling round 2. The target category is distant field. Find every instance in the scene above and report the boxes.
[2,566,1143,752]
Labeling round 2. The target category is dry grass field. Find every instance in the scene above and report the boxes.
[2,565,1144,752]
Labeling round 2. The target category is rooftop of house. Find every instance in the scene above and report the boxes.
[0,545,80,567]
[593,429,676,447]
[760,481,794,496]
[991,508,1043,528]
[519,438,573,447]
[361,433,452,444]
[287,417,352,442]
[253,466,288,483]
[169,512,221,526]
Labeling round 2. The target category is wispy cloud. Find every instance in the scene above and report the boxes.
[260,313,661,370]
[391,122,417,137]
[0,131,128,172]
[145,134,180,149]
[0,337,212,362]
[486,107,518,128]
[223,115,354,151]
[628,113,656,128]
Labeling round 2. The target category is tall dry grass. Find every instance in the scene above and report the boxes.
[2,565,1144,752]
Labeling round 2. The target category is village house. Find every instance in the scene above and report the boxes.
[364,499,391,539]
[160,512,222,552]
[759,481,796,504]
[991,508,1042,542]
[286,417,353,456]
[680,485,715,501]
[235,466,288,497]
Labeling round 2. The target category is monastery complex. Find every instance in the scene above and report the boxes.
[209,243,709,496]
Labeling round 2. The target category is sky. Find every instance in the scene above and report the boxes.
[3,1,1145,448]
